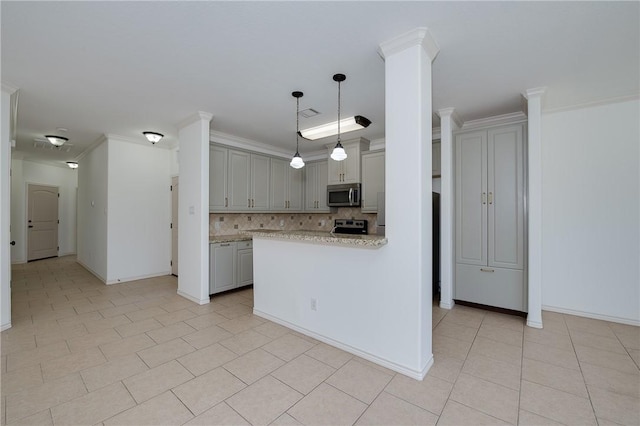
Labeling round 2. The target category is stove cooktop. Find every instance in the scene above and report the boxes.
[334,219,368,235]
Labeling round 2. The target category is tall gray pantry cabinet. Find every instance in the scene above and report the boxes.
[455,123,527,312]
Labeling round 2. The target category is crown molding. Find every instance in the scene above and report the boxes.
[1,82,18,94]
[75,134,107,162]
[523,87,547,100]
[105,133,171,150]
[459,112,528,131]
[209,129,326,160]
[437,107,463,129]
[542,93,640,115]
[21,158,74,170]
[177,111,213,130]
[378,27,440,62]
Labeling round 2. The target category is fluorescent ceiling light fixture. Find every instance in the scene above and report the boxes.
[143,131,164,144]
[45,135,68,146]
[300,115,371,141]
[66,161,78,169]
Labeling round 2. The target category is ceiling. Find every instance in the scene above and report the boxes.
[2,1,638,165]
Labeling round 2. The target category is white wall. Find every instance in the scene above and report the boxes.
[541,99,640,324]
[77,141,108,281]
[106,138,171,283]
[11,159,78,263]
[1,88,13,330]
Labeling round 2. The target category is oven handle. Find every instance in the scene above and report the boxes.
[349,188,353,206]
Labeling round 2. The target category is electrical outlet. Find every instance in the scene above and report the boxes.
[310,298,317,311]
[215,222,220,230]
[321,220,325,226]
[280,219,284,227]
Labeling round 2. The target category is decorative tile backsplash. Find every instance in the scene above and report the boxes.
[210,209,378,235]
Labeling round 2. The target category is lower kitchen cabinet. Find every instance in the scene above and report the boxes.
[210,240,253,295]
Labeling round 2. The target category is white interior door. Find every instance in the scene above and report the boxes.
[171,176,179,276]
[27,184,58,261]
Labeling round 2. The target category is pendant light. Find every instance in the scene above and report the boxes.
[330,73,347,161]
[290,91,305,169]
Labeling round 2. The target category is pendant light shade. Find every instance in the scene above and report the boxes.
[330,73,347,162]
[290,91,305,169]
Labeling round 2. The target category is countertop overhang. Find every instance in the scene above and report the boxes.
[242,229,388,248]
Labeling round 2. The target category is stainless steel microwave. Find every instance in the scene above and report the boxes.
[327,183,361,207]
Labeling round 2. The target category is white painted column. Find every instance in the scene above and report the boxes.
[177,112,213,305]
[524,87,546,328]
[1,84,17,331]
[379,28,439,374]
[437,108,460,310]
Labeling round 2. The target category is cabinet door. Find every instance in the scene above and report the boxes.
[361,152,385,212]
[304,163,318,210]
[270,158,287,210]
[432,142,441,177]
[210,243,236,294]
[315,160,330,211]
[288,167,304,210]
[455,131,488,267]
[228,150,251,210]
[343,144,361,183]
[237,248,254,287]
[327,155,343,184]
[488,125,525,270]
[209,146,228,211]
[251,154,271,210]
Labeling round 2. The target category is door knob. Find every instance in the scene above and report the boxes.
[28,225,34,228]
[10,241,15,246]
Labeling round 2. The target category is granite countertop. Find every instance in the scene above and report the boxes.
[209,234,253,243]
[242,229,388,248]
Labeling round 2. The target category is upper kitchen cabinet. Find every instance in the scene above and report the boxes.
[209,146,229,210]
[361,150,385,213]
[327,138,370,184]
[270,158,303,211]
[432,141,441,177]
[454,123,526,312]
[213,147,270,212]
[305,160,330,212]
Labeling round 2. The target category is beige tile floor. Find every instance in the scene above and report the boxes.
[2,256,639,425]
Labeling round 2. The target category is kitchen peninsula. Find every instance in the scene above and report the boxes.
[243,228,414,375]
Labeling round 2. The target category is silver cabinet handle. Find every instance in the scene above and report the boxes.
[220,243,230,247]
[349,188,353,206]
[480,268,495,273]
[488,192,493,205]
[248,199,251,207]
[252,199,255,208]
[482,192,487,204]
[225,197,228,207]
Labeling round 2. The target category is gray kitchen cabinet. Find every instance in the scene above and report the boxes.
[361,151,385,213]
[210,240,253,295]
[236,240,254,287]
[209,146,229,211]
[327,138,369,184]
[210,242,237,294]
[455,123,526,311]
[226,150,270,211]
[305,160,330,212]
[270,158,304,211]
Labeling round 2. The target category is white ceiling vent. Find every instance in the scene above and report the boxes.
[299,108,320,118]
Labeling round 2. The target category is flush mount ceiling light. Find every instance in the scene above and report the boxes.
[299,115,371,141]
[331,73,347,161]
[66,161,78,169]
[290,91,305,169]
[45,135,68,147]
[143,131,164,144]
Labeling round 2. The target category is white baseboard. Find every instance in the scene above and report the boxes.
[177,290,210,305]
[527,319,543,329]
[253,308,430,380]
[106,270,171,285]
[76,259,107,283]
[1,322,12,331]
[542,305,640,326]
[439,299,455,310]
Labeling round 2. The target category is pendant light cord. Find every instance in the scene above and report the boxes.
[337,79,341,143]
[296,96,300,152]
